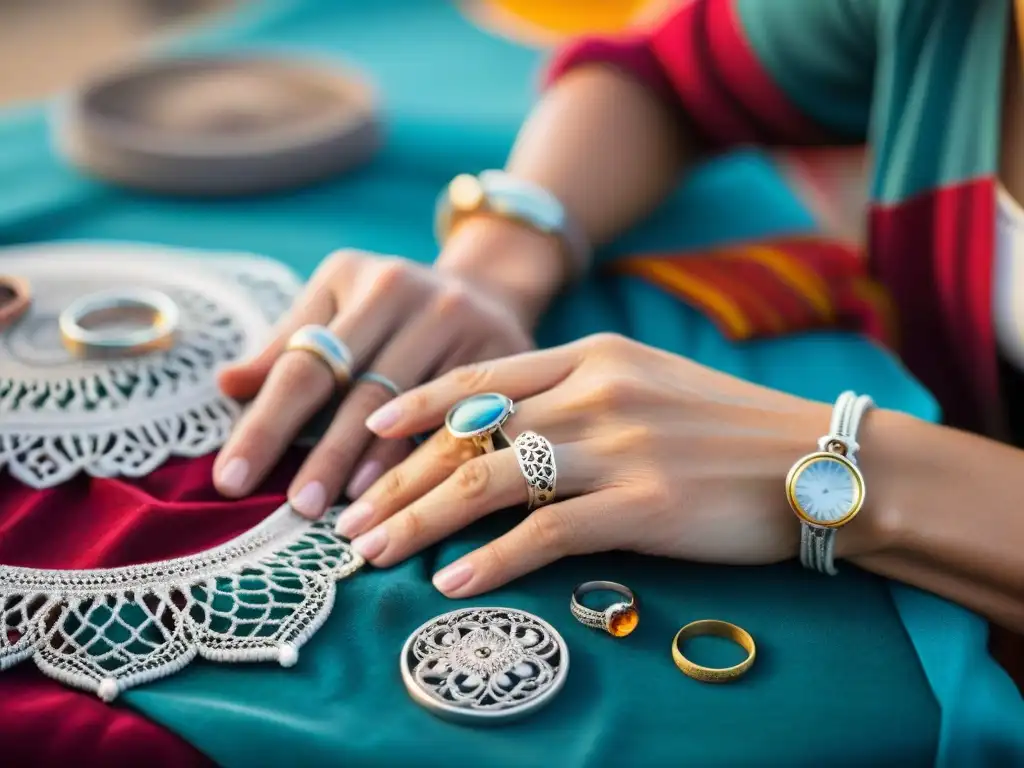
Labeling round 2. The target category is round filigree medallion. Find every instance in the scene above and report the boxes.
[400,606,569,723]
[0,241,301,488]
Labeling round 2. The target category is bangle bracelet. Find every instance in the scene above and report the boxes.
[435,171,591,280]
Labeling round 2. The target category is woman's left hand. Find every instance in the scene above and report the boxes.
[334,333,875,597]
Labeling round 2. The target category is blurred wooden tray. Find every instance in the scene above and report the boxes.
[53,55,381,196]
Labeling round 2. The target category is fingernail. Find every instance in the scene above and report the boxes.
[290,481,326,518]
[346,460,383,500]
[351,527,389,560]
[217,457,250,495]
[432,561,474,595]
[365,402,402,434]
[333,500,375,539]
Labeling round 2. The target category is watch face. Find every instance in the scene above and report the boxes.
[787,453,864,528]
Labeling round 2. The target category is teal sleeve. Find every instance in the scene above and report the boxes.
[735,0,881,140]
[548,0,882,147]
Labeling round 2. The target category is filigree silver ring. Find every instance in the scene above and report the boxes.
[514,430,557,510]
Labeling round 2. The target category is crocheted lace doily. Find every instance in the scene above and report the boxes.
[0,241,300,489]
[0,504,362,701]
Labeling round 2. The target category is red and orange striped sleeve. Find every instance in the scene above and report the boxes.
[545,0,879,149]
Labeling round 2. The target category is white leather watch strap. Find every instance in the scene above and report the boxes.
[800,391,874,575]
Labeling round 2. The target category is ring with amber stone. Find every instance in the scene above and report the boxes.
[570,581,638,638]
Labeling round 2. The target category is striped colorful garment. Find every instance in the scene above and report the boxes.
[546,0,1008,437]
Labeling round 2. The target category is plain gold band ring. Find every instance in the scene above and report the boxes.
[671,620,756,683]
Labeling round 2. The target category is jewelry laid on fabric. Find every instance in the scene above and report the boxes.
[285,324,353,383]
[671,620,756,683]
[569,581,639,637]
[58,288,181,359]
[400,606,569,723]
[0,275,32,329]
[435,170,592,280]
[445,392,515,453]
[786,390,874,575]
[0,242,299,489]
[513,430,557,510]
[358,371,402,398]
[0,504,363,702]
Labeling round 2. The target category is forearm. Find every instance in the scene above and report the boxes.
[438,65,697,326]
[842,410,1024,632]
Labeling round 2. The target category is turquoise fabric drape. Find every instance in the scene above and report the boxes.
[1,1,1020,764]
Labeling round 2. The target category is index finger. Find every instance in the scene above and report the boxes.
[363,343,579,439]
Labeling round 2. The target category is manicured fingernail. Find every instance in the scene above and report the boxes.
[432,561,474,595]
[217,457,249,495]
[290,481,326,518]
[346,460,383,500]
[365,402,402,434]
[333,500,374,539]
[351,527,388,560]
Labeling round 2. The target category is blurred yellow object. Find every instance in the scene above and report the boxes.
[464,0,670,44]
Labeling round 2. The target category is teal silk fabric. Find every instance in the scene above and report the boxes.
[1,1,1019,764]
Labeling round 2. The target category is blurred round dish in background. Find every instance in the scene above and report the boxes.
[52,55,381,196]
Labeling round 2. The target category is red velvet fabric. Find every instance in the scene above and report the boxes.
[0,453,302,766]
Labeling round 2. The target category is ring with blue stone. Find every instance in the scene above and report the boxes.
[285,324,353,382]
[444,392,515,453]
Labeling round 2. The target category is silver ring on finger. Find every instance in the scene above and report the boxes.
[285,324,353,383]
[445,392,515,453]
[514,430,557,510]
[359,371,403,398]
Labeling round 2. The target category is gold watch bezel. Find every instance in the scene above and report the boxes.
[785,451,865,529]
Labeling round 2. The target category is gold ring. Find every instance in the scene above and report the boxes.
[671,620,755,683]
[570,581,638,637]
[444,392,515,453]
[284,325,353,383]
[59,288,179,358]
[0,275,32,329]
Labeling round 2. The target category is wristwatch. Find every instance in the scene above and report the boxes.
[434,170,591,280]
[785,391,874,575]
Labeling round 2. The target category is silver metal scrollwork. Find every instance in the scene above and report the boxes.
[400,606,569,723]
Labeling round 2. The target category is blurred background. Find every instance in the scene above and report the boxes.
[0,0,232,103]
[0,0,867,239]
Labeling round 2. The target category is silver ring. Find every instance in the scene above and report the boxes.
[570,581,638,637]
[444,392,514,453]
[358,371,402,398]
[59,288,180,358]
[513,430,556,510]
[285,324,352,382]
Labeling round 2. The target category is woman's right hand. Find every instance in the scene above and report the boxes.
[212,215,569,520]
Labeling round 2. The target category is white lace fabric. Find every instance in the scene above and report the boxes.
[0,504,363,702]
[0,242,300,489]
[0,242,366,700]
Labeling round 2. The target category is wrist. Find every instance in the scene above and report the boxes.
[835,407,915,561]
[436,214,571,328]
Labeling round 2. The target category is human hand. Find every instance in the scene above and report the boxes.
[212,246,537,516]
[336,333,847,597]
